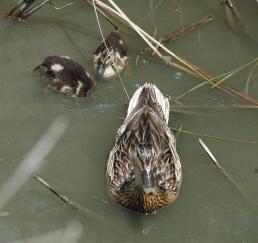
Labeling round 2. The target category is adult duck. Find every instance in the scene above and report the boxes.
[107,83,182,214]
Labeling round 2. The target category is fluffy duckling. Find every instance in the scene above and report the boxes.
[34,56,95,97]
[92,30,128,79]
[107,83,182,214]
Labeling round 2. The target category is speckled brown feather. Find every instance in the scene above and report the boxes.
[93,31,127,59]
[92,31,128,79]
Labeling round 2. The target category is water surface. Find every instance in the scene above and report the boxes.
[0,0,258,242]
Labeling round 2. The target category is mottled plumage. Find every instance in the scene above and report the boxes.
[92,31,128,79]
[34,56,95,97]
[107,83,182,214]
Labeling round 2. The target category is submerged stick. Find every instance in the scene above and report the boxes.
[198,138,255,205]
[5,0,74,21]
[34,174,110,223]
[34,175,76,208]
[34,175,128,237]
[155,15,213,51]
[137,15,213,59]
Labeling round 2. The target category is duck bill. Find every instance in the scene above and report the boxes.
[5,0,50,20]
[142,170,155,194]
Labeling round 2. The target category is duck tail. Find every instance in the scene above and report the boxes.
[127,83,170,123]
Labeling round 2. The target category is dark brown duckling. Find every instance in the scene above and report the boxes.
[92,30,128,79]
[34,56,95,97]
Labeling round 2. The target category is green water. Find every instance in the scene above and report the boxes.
[1,0,258,242]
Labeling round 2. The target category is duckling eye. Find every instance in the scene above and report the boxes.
[47,69,55,78]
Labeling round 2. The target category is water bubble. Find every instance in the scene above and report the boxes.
[142,227,150,235]
[174,72,183,80]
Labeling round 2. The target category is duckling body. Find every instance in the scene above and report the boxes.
[107,83,182,214]
[92,31,128,79]
[34,56,95,97]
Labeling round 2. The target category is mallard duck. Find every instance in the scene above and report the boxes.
[34,56,95,97]
[107,83,182,214]
[92,30,128,79]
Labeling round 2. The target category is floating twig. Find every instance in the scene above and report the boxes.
[198,138,255,205]
[212,58,258,88]
[137,15,213,61]
[170,127,258,144]
[87,0,258,107]
[5,0,74,21]
[175,57,258,101]
[34,174,109,223]
[170,104,258,110]
[34,175,76,208]
[34,175,128,237]
[174,124,183,140]
[175,81,207,101]
[245,62,258,96]
[5,0,51,20]
[155,15,213,52]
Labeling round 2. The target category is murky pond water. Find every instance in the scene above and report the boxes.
[1,0,258,242]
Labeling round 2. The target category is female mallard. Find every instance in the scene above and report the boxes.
[107,83,182,214]
[34,56,95,97]
[92,30,128,79]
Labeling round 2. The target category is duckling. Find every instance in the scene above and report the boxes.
[34,56,95,97]
[92,30,128,79]
[107,83,182,214]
